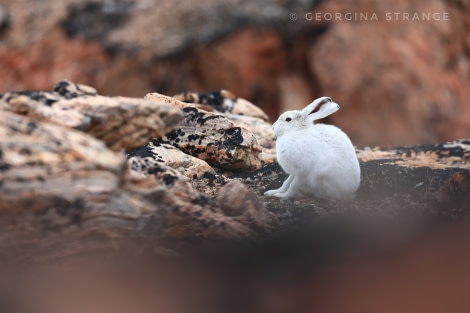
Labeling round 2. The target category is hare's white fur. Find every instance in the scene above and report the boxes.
[265,97,360,200]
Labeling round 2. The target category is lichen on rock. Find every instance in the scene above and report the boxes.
[173,89,269,121]
[127,140,216,180]
[145,91,265,171]
[162,106,261,171]
[0,80,184,151]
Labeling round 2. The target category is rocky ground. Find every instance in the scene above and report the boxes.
[1,81,470,312]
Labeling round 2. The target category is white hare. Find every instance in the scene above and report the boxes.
[264,97,360,200]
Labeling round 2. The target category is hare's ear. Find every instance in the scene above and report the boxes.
[303,97,340,122]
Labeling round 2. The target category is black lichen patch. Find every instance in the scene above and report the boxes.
[162,174,178,187]
[53,80,72,95]
[61,1,135,41]
[202,171,217,186]
[150,140,162,147]
[223,127,244,151]
[148,165,166,175]
[163,129,180,142]
[182,107,223,126]
[197,90,228,112]
[7,91,59,107]
[188,134,201,141]
[126,144,154,159]
[26,121,37,135]
[19,148,31,156]
[52,80,82,99]
[177,91,229,112]
[0,163,11,171]
[395,142,470,160]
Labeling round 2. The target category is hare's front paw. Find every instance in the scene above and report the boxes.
[265,189,294,200]
[264,175,294,198]
[264,189,282,197]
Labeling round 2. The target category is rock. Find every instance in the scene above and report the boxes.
[0,104,278,259]
[123,161,279,241]
[0,111,125,204]
[148,90,274,156]
[216,180,263,217]
[159,106,262,171]
[0,111,144,257]
[224,113,276,165]
[144,92,189,109]
[162,179,279,240]
[356,139,470,170]
[0,80,184,151]
[309,0,470,146]
[123,160,278,242]
[123,160,202,202]
[127,140,216,179]
[225,113,274,149]
[53,79,97,96]
[173,90,269,121]
[355,139,470,207]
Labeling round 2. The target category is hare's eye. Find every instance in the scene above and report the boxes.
[285,117,292,122]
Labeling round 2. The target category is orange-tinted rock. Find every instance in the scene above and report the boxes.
[0,80,183,151]
[146,91,263,171]
[308,0,470,146]
[127,141,216,180]
[173,89,269,121]
[159,106,262,171]
[192,28,287,118]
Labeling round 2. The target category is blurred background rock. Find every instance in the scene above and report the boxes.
[0,0,469,146]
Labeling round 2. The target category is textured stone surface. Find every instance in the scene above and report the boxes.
[159,106,262,171]
[356,139,470,169]
[0,80,184,151]
[127,140,216,179]
[0,111,125,202]
[162,179,278,240]
[0,102,278,259]
[309,0,470,146]
[145,93,264,169]
[0,111,135,256]
[173,90,269,121]
[148,90,274,149]
[226,113,275,150]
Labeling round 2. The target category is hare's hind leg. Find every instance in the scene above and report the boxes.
[277,176,303,200]
[264,175,293,197]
